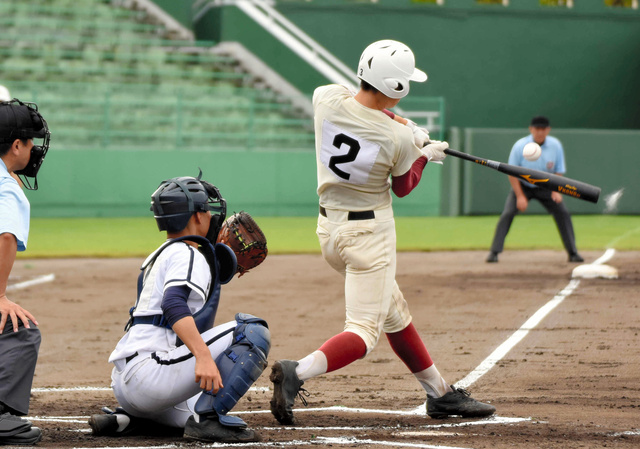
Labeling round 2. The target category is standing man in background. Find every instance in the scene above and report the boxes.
[269,39,495,426]
[0,98,51,445]
[486,116,583,263]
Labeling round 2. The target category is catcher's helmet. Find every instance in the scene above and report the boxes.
[0,99,51,190]
[357,39,427,99]
[151,171,226,238]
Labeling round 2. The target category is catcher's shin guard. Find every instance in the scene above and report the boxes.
[195,314,270,425]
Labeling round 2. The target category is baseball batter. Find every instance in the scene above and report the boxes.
[89,174,270,443]
[270,40,495,424]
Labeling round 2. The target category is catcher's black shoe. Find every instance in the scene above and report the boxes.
[183,415,260,443]
[88,413,118,436]
[486,252,499,263]
[270,360,309,425]
[427,386,496,419]
[89,407,144,436]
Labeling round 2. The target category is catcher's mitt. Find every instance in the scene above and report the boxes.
[216,211,267,277]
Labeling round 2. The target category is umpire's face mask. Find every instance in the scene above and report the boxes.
[6,100,50,190]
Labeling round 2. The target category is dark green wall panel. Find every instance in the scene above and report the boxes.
[199,3,640,130]
[26,149,441,218]
[461,128,640,215]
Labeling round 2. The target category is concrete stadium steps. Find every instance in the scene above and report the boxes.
[4,81,314,151]
[0,0,315,150]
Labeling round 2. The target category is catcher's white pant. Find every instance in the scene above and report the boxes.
[110,320,236,428]
[316,205,412,354]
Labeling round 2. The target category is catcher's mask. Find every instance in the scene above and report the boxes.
[150,170,226,241]
[0,99,51,190]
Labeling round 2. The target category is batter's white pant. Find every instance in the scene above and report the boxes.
[316,205,412,354]
[110,320,236,428]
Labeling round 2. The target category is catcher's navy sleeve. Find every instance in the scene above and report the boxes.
[162,285,193,328]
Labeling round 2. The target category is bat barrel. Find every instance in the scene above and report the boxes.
[442,148,601,204]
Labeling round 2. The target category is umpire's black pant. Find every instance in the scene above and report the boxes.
[490,184,578,256]
[0,320,41,415]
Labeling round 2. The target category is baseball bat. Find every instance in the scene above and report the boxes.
[443,148,601,203]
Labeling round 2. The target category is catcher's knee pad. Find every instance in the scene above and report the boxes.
[195,313,270,420]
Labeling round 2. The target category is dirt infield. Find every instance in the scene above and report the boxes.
[9,250,640,448]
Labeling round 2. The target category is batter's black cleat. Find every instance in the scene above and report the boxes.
[427,386,496,419]
[486,252,499,263]
[270,360,309,425]
[183,415,260,443]
[568,253,584,263]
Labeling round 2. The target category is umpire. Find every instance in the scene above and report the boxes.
[486,116,583,263]
[0,98,50,445]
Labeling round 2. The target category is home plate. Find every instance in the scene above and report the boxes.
[572,264,619,279]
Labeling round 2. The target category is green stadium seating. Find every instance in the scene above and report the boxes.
[0,0,314,151]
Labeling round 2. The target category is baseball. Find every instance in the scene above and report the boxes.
[523,142,542,161]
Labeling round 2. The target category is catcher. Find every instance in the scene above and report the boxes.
[89,172,269,443]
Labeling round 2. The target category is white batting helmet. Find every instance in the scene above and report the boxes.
[0,85,11,102]
[357,40,427,99]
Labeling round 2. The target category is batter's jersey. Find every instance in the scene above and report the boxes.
[509,135,566,188]
[109,242,212,362]
[0,159,30,251]
[313,84,423,211]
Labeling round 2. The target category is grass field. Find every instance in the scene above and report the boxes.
[19,215,640,258]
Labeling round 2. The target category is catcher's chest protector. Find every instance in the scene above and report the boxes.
[125,236,237,336]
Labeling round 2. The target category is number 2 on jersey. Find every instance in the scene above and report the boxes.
[320,120,380,185]
[328,134,360,180]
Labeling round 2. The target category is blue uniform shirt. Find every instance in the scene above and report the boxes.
[0,158,30,251]
[508,134,566,188]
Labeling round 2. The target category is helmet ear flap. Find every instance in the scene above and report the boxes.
[382,78,408,97]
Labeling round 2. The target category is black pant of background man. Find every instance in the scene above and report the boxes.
[0,320,42,445]
[487,184,583,263]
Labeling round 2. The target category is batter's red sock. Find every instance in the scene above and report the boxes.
[386,323,433,373]
[319,332,367,373]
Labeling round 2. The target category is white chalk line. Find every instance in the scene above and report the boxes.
[317,437,475,449]
[458,246,619,389]
[31,414,528,429]
[593,248,616,265]
[457,278,581,389]
[32,386,112,393]
[606,224,640,249]
[6,273,55,291]
[610,430,640,437]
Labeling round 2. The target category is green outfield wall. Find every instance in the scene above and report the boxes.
[27,149,441,218]
[27,127,638,218]
[192,0,640,131]
[455,128,640,216]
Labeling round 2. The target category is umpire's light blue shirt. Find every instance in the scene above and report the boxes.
[0,158,30,251]
[508,134,566,188]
